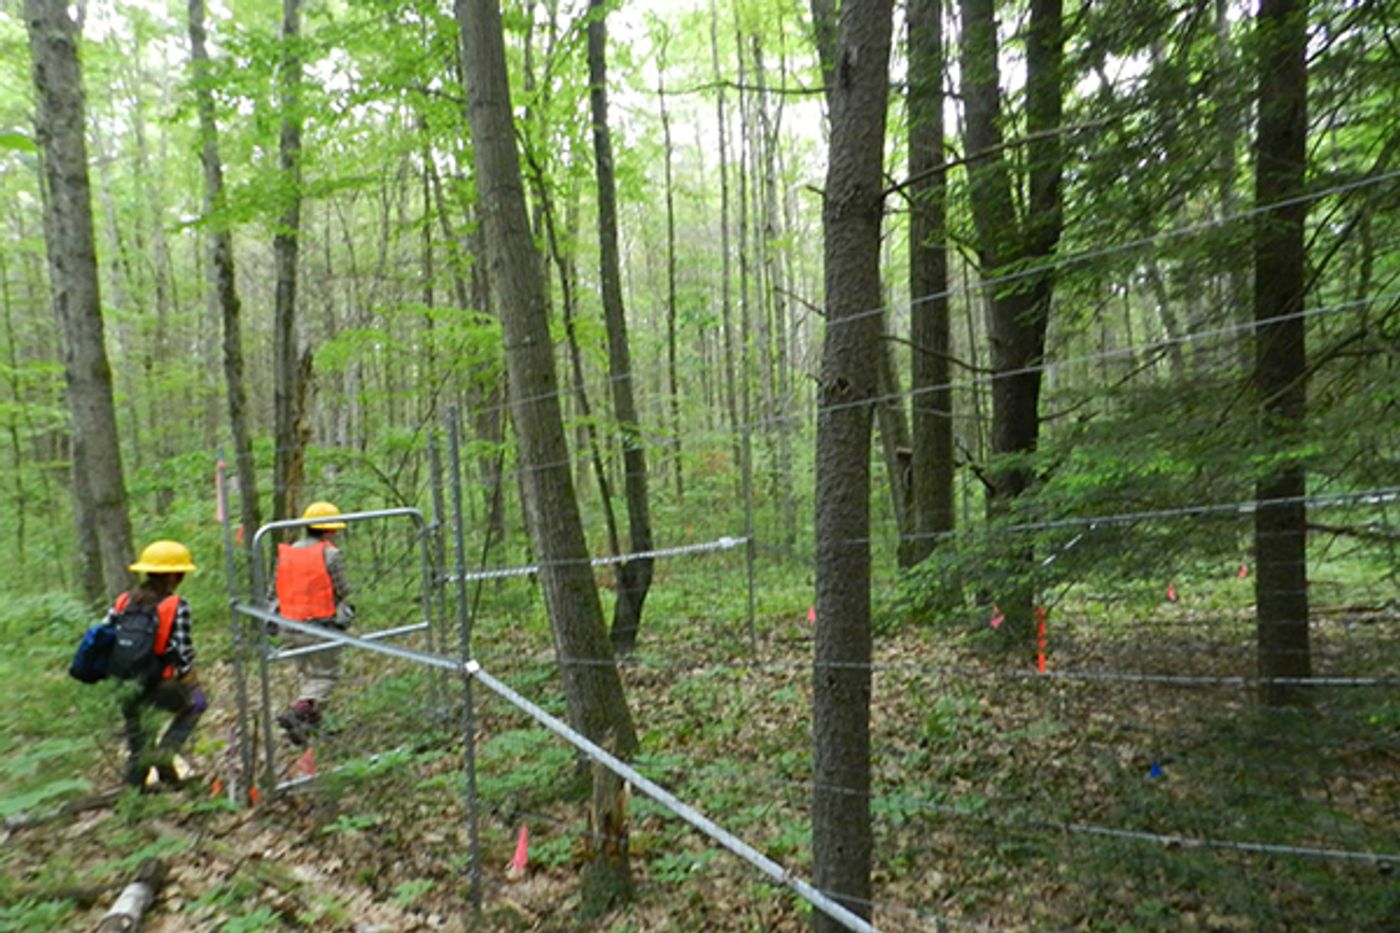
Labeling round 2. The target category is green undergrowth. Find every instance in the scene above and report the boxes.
[3,540,1394,930]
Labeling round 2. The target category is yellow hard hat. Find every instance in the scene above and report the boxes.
[129,540,197,574]
[302,501,347,530]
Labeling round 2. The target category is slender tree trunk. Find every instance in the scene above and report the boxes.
[657,34,683,501]
[1216,0,1248,366]
[907,0,954,567]
[26,0,133,602]
[1,257,30,563]
[189,0,260,552]
[753,34,797,549]
[709,1,742,479]
[426,160,506,548]
[533,165,623,560]
[874,317,915,559]
[810,0,892,927]
[1252,0,1310,707]
[458,0,637,911]
[272,0,304,524]
[588,0,654,655]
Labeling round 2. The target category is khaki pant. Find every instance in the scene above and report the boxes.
[284,623,344,704]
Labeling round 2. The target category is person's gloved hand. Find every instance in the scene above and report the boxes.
[264,619,281,637]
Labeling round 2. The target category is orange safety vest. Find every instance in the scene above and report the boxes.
[114,592,180,680]
[276,541,337,621]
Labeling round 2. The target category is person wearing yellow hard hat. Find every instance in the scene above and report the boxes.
[107,540,208,788]
[272,501,354,745]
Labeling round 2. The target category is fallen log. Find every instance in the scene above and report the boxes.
[95,858,167,932]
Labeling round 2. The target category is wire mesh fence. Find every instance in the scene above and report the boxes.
[198,378,1399,932]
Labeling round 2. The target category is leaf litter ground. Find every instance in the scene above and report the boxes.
[2,582,1395,931]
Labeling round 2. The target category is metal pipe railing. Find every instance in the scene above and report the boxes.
[228,601,878,932]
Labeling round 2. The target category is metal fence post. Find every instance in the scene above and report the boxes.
[248,521,279,796]
[428,431,452,717]
[742,415,757,655]
[217,453,254,801]
[448,408,483,909]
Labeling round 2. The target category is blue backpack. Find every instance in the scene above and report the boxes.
[69,624,116,684]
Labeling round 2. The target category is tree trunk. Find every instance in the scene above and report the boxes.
[1252,0,1310,707]
[272,0,304,525]
[656,31,683,501]
[588,0,654,655]
[188,0,260,554]
[874,318,915,563]
[708,0,742,479]
[958,0,1065,640]
[810,1,891,927]
[26,0,134,603]
[907,0,954,567]
[753,34,797,550]
[457,0,638,910]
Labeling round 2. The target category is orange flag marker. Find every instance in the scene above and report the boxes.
[807,606,816,624]
[1166,584,1178,603]
[990,606,1004,630]
[1237,563,1248,579]
[295,746,316,777]
[508,825,529,879]
[1035,606,1048,673]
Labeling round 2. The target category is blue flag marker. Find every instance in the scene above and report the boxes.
[1149,761,1163,779]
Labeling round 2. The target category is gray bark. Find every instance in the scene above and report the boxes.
[588,0,654,655]
[457,0,638,906]
[272,0,304,524]
[25,0,134,602]
[188,0,260,552]
[657,35,683,501]
[810,0,892,927]
[708,1,742,479]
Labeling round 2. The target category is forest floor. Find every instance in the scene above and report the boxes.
[2,565,1396,932]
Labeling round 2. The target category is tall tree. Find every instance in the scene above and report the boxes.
[959,0,1066,638]
[812,0,912,560]
[810,0,892,927]
[457,0,639,911]
[906,0,954,567]
[1251,0,1310,706]
[272,0,305,524]
[188,0,260,551]
[25,0,133,602]
[587,0,654,655]
[653,20,683,500]
[708,0,742,478]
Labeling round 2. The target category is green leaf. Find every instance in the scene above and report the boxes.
[0,132,38,153]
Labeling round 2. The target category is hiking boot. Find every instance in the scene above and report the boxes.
[278,699,321,747]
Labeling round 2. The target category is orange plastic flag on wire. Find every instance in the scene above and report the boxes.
[807,606,816,624]
[1166,584,1178,603]
[990,606,1004,630]
[1237,563,1249,579]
